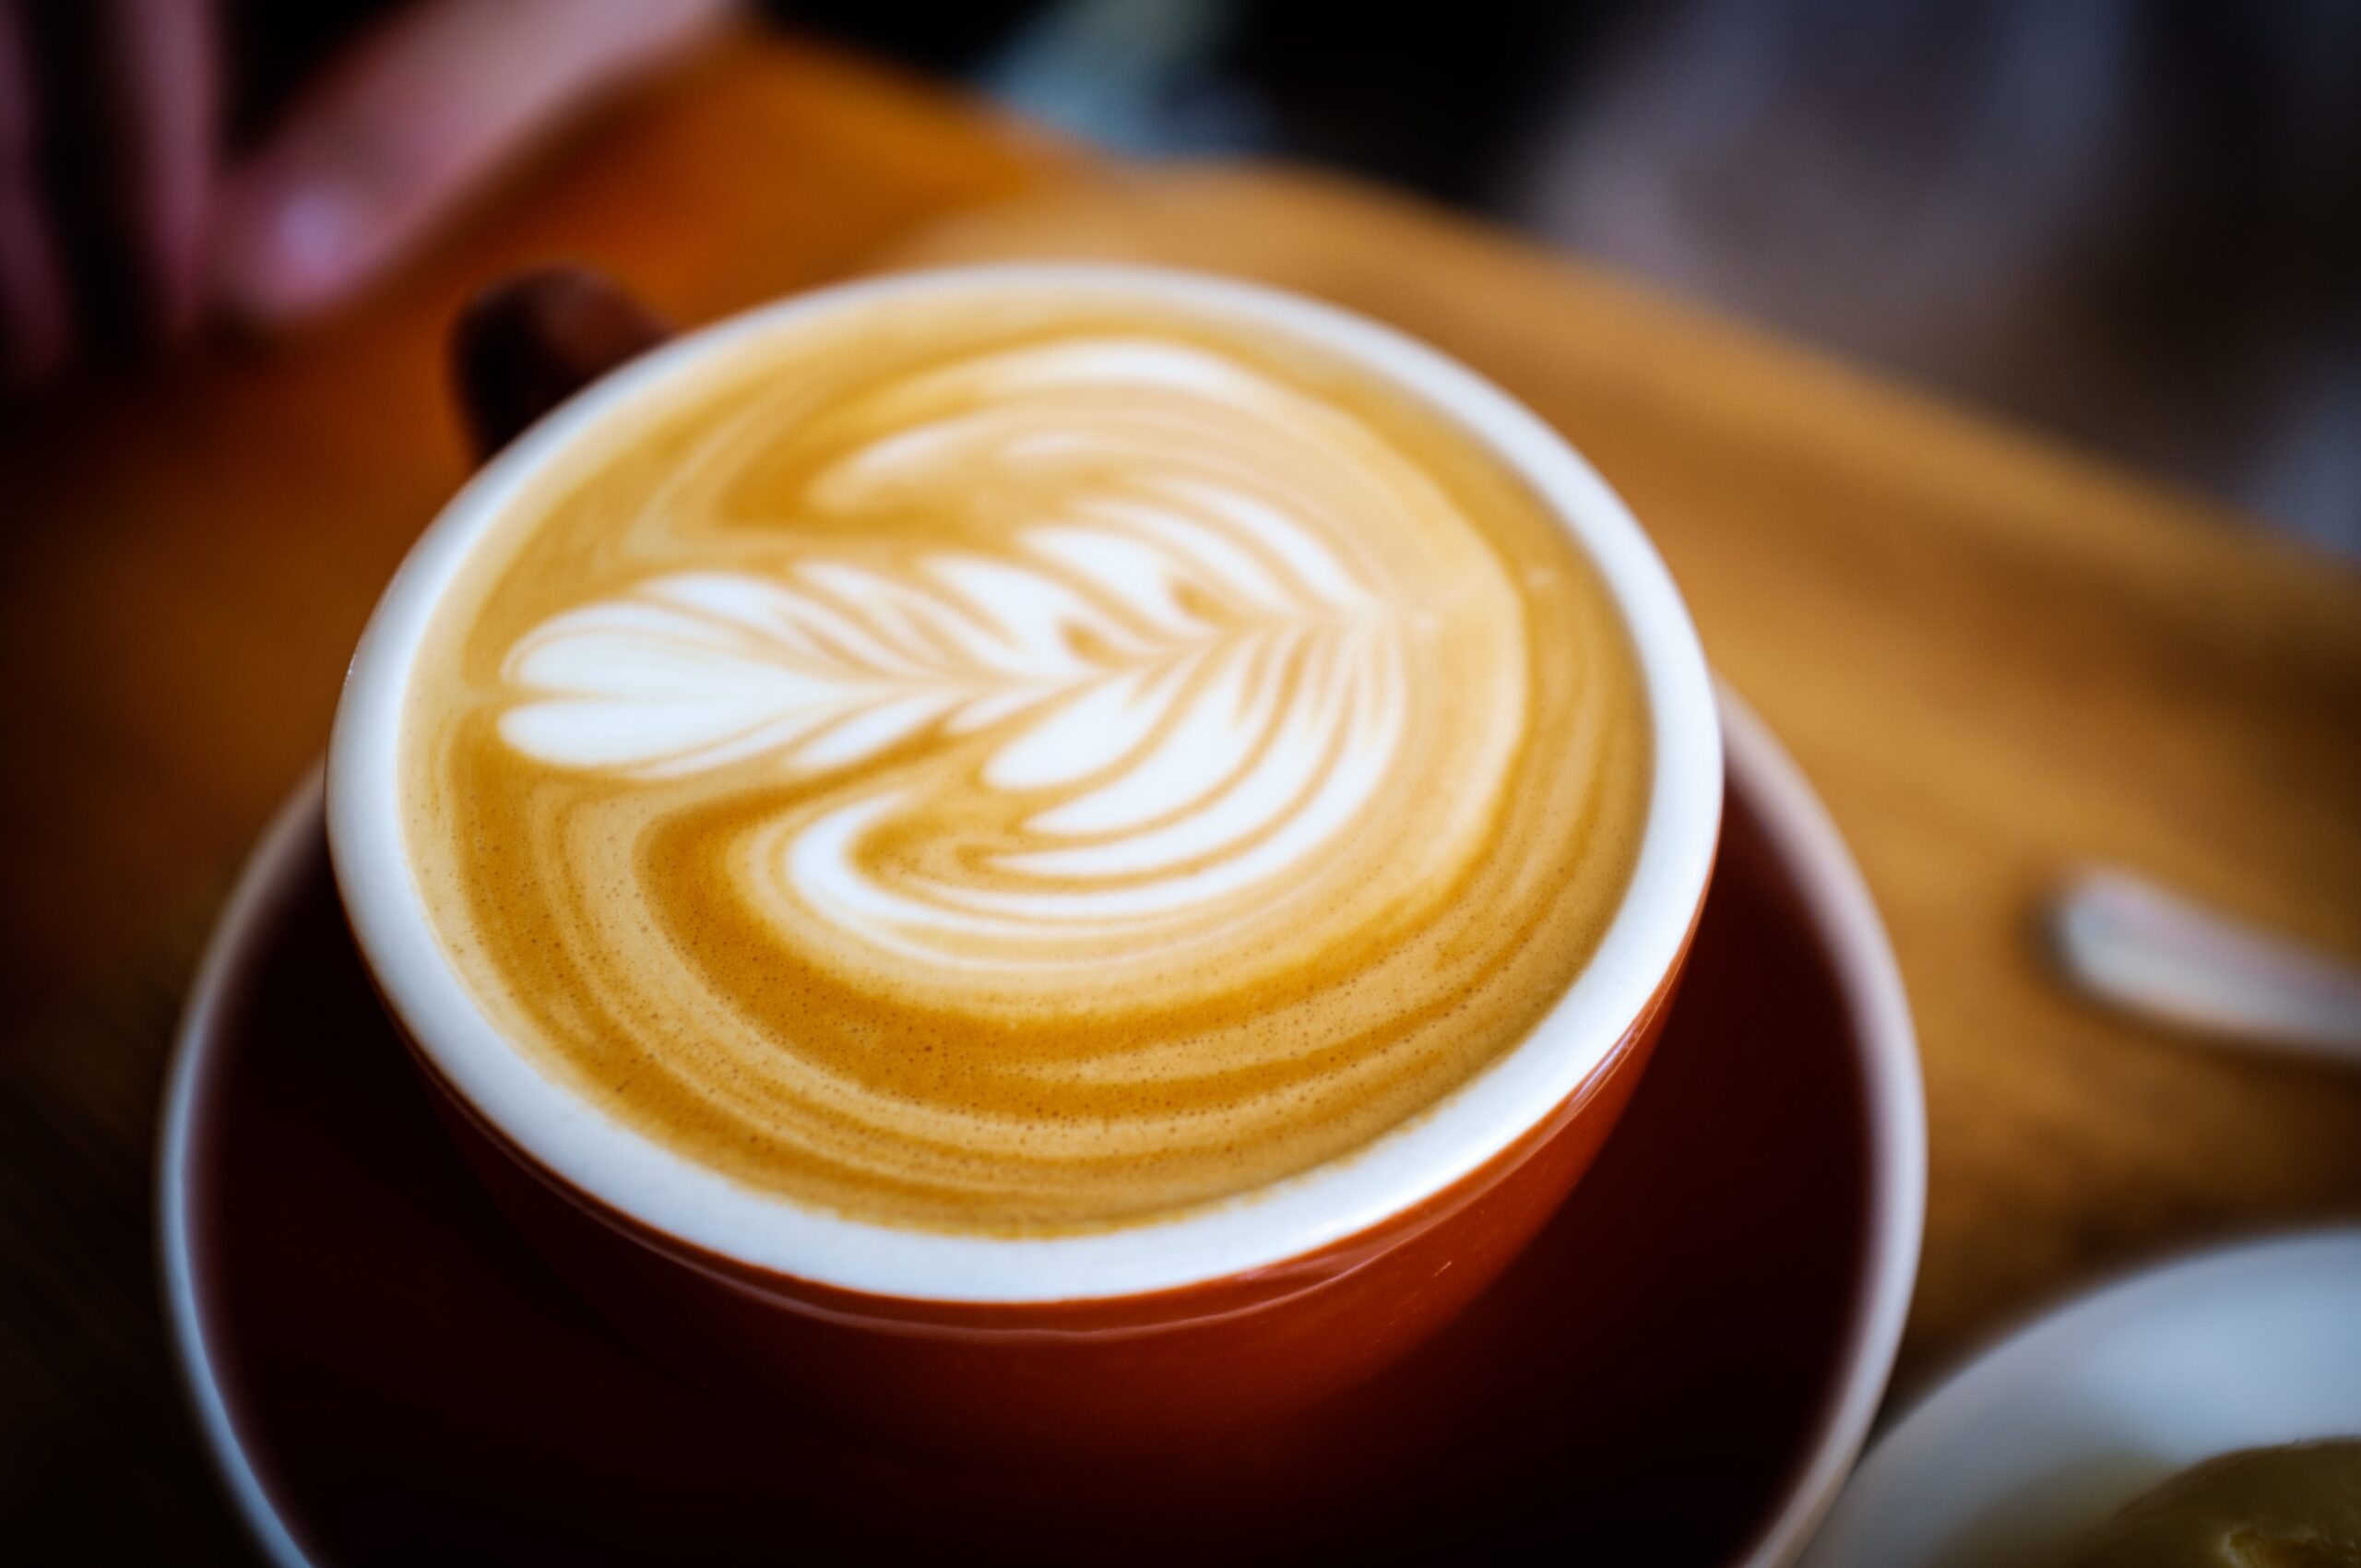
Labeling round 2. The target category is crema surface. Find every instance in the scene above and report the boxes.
[400,287,1650,1233]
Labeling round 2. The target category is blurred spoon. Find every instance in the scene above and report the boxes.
[2050,867,2361,1066]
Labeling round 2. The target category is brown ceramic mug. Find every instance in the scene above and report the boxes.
[326,266,1722,1456]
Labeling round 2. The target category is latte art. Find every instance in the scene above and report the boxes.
[495,336,1513,999]
[401,290,1648,1232]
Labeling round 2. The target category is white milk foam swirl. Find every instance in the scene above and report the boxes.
[492,337,1522,983]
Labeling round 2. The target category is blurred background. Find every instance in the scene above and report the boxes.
[8,0,2358,552]
[844,0,2361,553]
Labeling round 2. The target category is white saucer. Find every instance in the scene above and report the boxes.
[1803,1228,2361,1565]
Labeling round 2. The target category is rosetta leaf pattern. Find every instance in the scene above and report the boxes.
[498,500,1405,913]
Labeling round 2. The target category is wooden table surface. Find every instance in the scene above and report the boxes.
[4,32,2358,1542]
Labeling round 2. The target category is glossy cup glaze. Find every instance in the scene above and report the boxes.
[326,265,1722,1454]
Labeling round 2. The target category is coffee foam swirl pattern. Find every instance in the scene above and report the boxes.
[497,337,1501,992]
[401,297,1648,1232]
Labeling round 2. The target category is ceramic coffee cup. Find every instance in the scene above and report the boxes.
[326,265,1722,1455]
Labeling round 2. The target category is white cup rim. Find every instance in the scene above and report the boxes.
[326,262,1722,1304]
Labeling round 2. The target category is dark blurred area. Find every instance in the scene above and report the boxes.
[5,0,2356,550]
[811,0,2361,554]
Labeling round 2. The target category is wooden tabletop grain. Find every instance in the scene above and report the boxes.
[3,33,2357,1551]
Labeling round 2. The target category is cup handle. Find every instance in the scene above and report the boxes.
[450,267,672,462]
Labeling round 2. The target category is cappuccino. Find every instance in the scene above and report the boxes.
[398,282,1649,1233]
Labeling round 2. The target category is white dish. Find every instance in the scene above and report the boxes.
[1803,1228,2361,1565]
